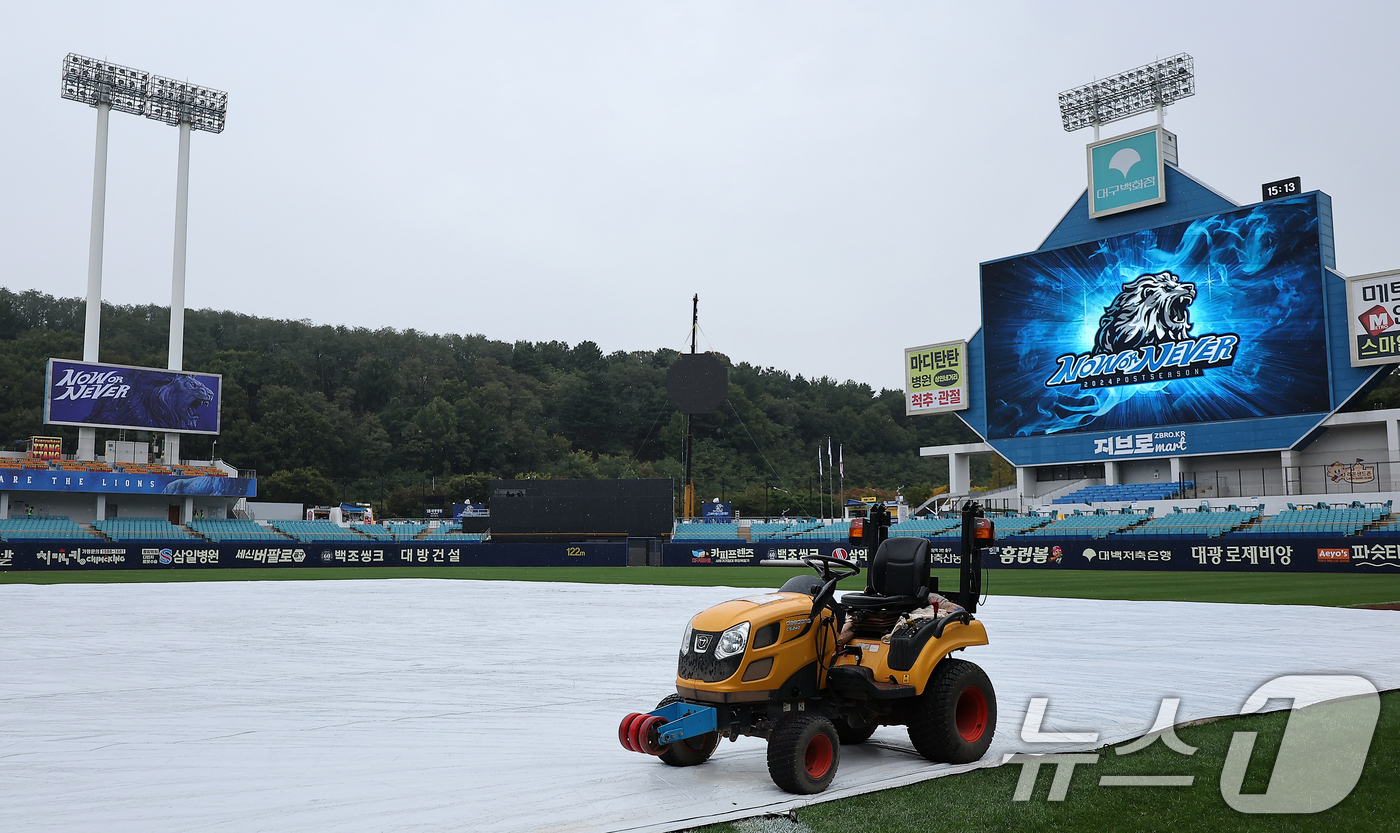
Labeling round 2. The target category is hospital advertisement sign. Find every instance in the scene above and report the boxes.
[1345,269,1400,366]
[44,359,222,435]
[1087,126,1169,218]
[905,340,968,415]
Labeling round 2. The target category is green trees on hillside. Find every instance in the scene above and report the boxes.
[0,287,981,516]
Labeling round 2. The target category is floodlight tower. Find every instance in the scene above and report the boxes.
[61,54,150,461]
[1058,53,1195,138]
[145,74,227,465]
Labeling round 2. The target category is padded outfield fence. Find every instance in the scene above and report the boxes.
[2,536,1397,573]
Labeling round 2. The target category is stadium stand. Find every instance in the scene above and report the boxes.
[1115,505,1261,538]
[1052,481,1194,505]
[93,518,199,541]
[0,516,103,542]
[1241,502,1390,537]
[188,519,293,542]
[673,523,740,540]
[353,522,428,540]
[1017,509,1152,539]
[889,517,960,538]
[268,520,367,542]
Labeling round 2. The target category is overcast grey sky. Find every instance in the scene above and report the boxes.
[2,1,1396,391]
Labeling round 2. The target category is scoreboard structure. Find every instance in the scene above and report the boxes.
[915,161,1397,501]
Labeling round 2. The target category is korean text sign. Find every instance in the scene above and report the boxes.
[906,340,968,415]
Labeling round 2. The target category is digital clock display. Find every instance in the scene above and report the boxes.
[1262,176,1301,201]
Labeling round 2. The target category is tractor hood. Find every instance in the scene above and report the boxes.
[690,592,815,633]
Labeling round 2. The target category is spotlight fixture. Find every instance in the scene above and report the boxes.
[1058,54,1194,132]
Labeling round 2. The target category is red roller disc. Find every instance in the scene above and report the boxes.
[628,714,651,753]
[641,715,667,755]
[619,713,642,752]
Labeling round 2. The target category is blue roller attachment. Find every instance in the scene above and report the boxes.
[650,701,718,745]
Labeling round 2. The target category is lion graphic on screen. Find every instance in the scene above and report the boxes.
[87,372,215,431]
[1092,271,1197,354]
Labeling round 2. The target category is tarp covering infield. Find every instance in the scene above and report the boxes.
[0,580,1397,833]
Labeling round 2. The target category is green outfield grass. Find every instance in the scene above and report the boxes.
[3,565,1399,607]
[688,690,1399,833]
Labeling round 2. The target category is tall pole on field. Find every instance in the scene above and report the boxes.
[77,99,110,462]
[164,119,192,464]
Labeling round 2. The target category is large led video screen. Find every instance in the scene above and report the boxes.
[981,195,1329,439]
[45,359,222,435]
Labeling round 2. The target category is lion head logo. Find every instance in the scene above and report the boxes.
[87,373,216,431]
[1093,271,1196,354]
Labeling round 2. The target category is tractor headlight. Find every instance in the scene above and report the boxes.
[714,621,750,660]
[680,619,693,655]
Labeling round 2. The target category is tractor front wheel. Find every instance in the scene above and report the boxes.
[655,694,720,767]
[767,714,840,794]
[908,658,996,763]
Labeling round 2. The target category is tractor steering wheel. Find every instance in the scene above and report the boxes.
[801,554,860,584]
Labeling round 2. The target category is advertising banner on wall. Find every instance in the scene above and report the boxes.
[970,537,1400,573]
[905,340,969,415]
[0,468,255,497]
[44,359,222,434]
[1086,126,1173,218]
[980,194,1329,444]
[1345,268,1400,366]
[0,541,627,571]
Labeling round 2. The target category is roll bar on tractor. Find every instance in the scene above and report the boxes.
[848,500,992,614]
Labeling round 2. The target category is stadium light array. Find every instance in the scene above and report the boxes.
[1058,54,1194,133]
[59,53,228,465]
[146,75,228,133]
[61,54,149,115]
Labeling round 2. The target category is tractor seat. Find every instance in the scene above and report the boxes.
[839,537,931,613]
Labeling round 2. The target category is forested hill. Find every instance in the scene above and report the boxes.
[0,287,986,515]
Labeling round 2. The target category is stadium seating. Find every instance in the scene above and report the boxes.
[93,518,199,541]
[354,522,428,540]
[1017,509,1152,539]
[1052,482,1194,505]
[673,523,741,540]
[189,519,292,542]
[268,520,367,542]
[888,517,960,538]
[1240,503,1389,537]
[1114,506,1259,538]
[0,516,103,542]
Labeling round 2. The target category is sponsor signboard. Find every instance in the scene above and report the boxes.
[1086,125,1173,218]
[28,436,62,460]
[958,538,1399,572]
[1345,268,1400,366]
[981,195,1329,444]
[701,502,733,523]
[905,340,969,415]
[44,359,222,434]
[0,541,627,571]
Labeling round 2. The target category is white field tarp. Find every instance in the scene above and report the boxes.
[0,579,1396,832]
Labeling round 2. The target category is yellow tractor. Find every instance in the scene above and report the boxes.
[619,502,997,793]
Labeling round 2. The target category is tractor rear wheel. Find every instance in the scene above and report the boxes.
[908,658,996,763]
[655,694,720,767]
[767,714,840,794]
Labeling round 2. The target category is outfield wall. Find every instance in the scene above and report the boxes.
[0,541,626,571]
[2,537,1397,573]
